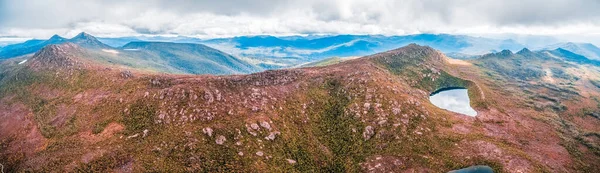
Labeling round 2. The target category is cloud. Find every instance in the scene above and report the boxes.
[1,0,599,42]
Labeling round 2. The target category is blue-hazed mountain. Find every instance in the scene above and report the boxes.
[116,42,261,75]
[0,32,112,59]
[97,34,527,61]
[13,33,600,70]
[98,35,204,47]
[193,34,528,68]
[542,42,600,61]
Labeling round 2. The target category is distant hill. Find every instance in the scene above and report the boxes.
[118,42,261,75]
[473,47,600,82]
[542,42,600,61]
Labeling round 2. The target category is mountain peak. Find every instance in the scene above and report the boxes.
[68,32,111,49]
[49,34,65,40]
[369,43,444,69]
[28,43,83,70]
[72,32,96,40]
[498,49,513,56]
[516,48,533,55]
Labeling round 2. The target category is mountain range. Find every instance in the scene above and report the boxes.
[0,33,262,75]
[0,38,599,172]
[6,33,600,71]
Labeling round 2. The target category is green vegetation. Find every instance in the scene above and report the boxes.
[302,57,346,67]
[76,149,131,172]
[122,99,157,133]
[310,80,370,172]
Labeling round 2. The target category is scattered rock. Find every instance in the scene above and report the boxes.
[142,129,149,137]
[392,108,401,115]
[238,152,244,156]
[260,121,271,130]
[203,127,213,137]
[120,70,133,78]
[216,135,226,145]
[247,126,258,136]
[286,159,297,164]
[256,151,264,156]
[150,79,161,86]
[265,131,280,140]
[126,133,139,140]
[250,123,260,130]
[363,126,375,140]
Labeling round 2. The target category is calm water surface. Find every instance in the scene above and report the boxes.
[429,88,477,116]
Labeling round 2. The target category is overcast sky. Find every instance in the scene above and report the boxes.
[1,0,599,43]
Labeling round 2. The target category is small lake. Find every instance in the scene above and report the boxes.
[448,165,494,173]
[429,88,477,116]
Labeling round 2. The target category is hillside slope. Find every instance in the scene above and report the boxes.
[0,44,598,172]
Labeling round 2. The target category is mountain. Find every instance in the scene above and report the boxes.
[543,42,600,61]
[474,47,600,82]
[98,35,204,47]
[0,32,112,59]
[118,42,261,75]
[1,44,599,172]
[91,34,528,68]
[68,32,112,49]
[199,34,529,67]
[0,33,259,75]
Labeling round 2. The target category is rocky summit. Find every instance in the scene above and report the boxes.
[0,42,599,172]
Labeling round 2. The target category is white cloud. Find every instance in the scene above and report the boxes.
[1,0,599,44]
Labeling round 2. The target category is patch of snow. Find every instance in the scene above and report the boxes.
[18,59,28,65]
[102,49,120,54]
